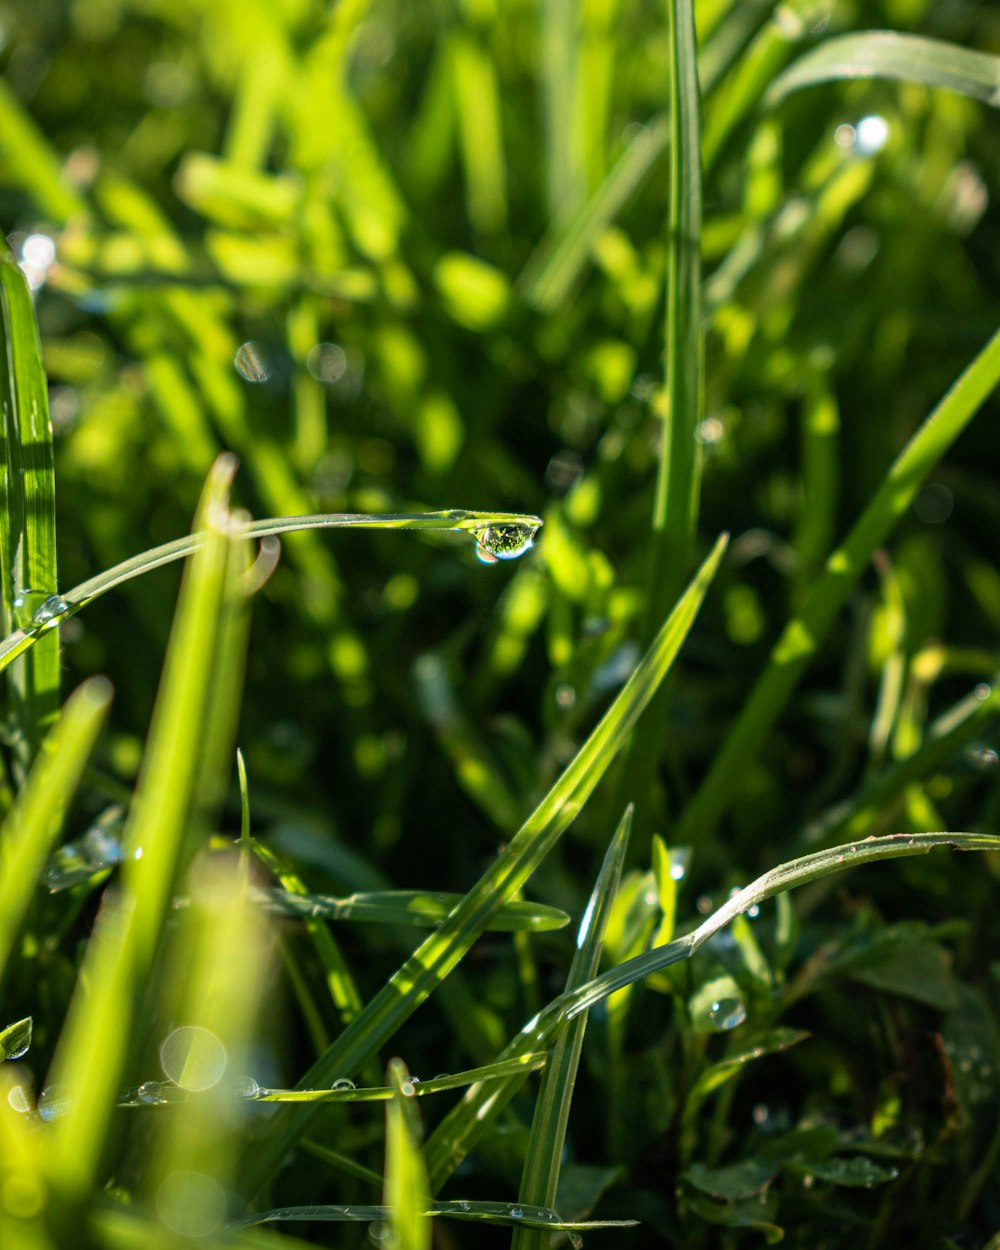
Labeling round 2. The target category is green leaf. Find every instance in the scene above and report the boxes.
[765,31,1000,111]
[384,1059,431,1250]
[792,1155,899,1188]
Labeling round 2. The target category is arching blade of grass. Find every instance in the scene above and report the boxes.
[0,509,543,676]
[0,237,60,766]
[241,533,727,1196]
[428,830,999,1191]
[511,807,632,1250]
[0,678,112,980]
[42,456,254,1214]
[384,1060,431,1250]
[764,30,1000,111]
[675,324,1000,847]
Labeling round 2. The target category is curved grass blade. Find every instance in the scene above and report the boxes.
[0,237,60,765]
[0,509,543,677]
[239,1201,637,1233]
[241,533,727,1195]
[253,888,569,932]
[384,1059,431,1250]
[0,677,112,980]
[512,807,632,1250]
[765,31,1000,111]
[675,324,1000,846]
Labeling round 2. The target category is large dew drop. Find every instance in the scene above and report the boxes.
[474,523,538,565]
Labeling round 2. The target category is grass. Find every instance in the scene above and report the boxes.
[1,2,1000,1248]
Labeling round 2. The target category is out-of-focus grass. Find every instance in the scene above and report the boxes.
[1,1,999,1247]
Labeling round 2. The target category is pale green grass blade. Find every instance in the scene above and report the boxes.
[541,0,583,220]
[242,534,727,1195]
[0,509,542,676]
[43,457,253,1209]
[512,807,632,1250]
[0,1065,48,1250]
[765,31,1000,111]
[675,324,1000,846]
[0,238,60,762]
[0,80,85,223]
[240,1201,636,1234]
[0,677,111,980]
[517,116,668,313]
[257,888,569,932]
[451,31,508,235]
[384,1059,431,1250]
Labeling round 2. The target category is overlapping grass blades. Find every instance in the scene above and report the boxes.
[676,324,1000,845]
[242,532,727,1194]
[0,237,60,766]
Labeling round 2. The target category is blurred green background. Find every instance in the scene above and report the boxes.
[2,0,1000,1245]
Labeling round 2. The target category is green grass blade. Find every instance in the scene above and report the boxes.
[516,115,668,313]
[241,533,727,1195]
[239,1201,637,1233]
[764,31,1000,111]
[384,1059,431,1250]
[0,238,60,764]
[0,509,542,676]
[512,807,632,1250]
[42,456,253,1210]
[675,324,1000,846]
[0,80,85,223]
[0,678,112,980]
[256,888,569,932]
[541,0,583,220]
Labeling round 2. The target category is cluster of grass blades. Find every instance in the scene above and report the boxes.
[2,2,1000,1249]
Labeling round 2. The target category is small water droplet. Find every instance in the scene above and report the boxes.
[138,1080,170,1104]
[37,1084,72,1121]
[746,903,760,919]
[2,1018,31,1060]
[669,848,691,881]
[237,1077,261,1099]
[510,1207,524,1219]
[708,998,747,1031]
[12,589,49,631]
[400,1080,416,1097]
[964,743,999,771]
[32,594,69,626]
[474,523,538,564]
[458,1200,471,1212]
[332,1078,356,1092]
[234,341,270,384]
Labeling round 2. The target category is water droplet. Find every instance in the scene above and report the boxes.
[474,523,537,564]
[964,743,999,771]
[746,903,760,919]
[234,341,270,384]
[2,1018,31,1060]
[510,1207,524,1219]
[237,1077,261,1099]
[332,1078,356,1092]
[669,848,691,881]
[458,1200,471,1212]
[12,589,49,630]
[32,595,69,626]
[37,1084,72,1121]
[708,998,747,1031]
[138,1080,170,1104]
[400,1080,416,1097]
[7,1084,32,1114]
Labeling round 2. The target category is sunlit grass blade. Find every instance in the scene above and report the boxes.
[0,238,60,764]
[675,324,1000,846]
[383,1059,431,1250]
[512,807,632,1250]
[517,115,668,313]
[764,30,1000,111]
[42,456,253,1213]
[0,677,112,979]
[242,533,727,1195]
[255,888,569,931]
[0,509,543,676]
[0,1065,48,1250]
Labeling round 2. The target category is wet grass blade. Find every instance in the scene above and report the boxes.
[241,533,727,1195]
[0,678,112,980]
[765,30,1000,111]
[0,238,60,764]
[0,509,542,676]
[255,888,569,931]
[512,807,632,1250]
[675,324,1000,846]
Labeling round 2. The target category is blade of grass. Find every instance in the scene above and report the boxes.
[42,456,253,1215]
[0,238,60,765]
[384,1059,431,1250]
[541,0,583,220]
[675,323,1000,846]
[253,888,569,931]
[0,677,111,980]
[0,509,543,676]
[511,807,632,1250]
[239,1201,636,1233]
[764,30,1000,111]
[241,533,727,1195]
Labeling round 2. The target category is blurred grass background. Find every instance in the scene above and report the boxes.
[1,0,1000,1246]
